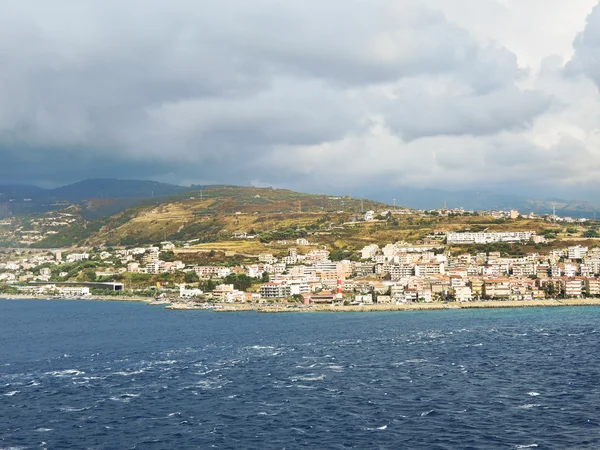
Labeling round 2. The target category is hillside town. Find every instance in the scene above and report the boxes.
[2,211,600,309]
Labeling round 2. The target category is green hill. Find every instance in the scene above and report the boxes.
[32,186,390,248]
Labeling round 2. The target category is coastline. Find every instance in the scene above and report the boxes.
[170,298,600,313]
[0,294,153,303]
[4,295,600,312]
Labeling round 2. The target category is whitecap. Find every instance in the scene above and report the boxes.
[59,406,89,412]
[168,412,181,417]
[517,404,540,409]
[153,360,177,365]
[109,393,140,403]
[366,425,388,431]
[111,369,146,377]
[45,369,85,377]
[515,445,538,449]
[420,410,436,417]
[528,392,540,397]
[3,390,19,396]
[294,374,325,382]
[35,428,54,432]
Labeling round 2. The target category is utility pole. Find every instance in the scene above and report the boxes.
[393,199,396,211]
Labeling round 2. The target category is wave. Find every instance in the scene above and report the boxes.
[111,369,147,377]
[109,393,140,403]
[527,392,540,397]
[59,406,90,412]
[293,374,325,382]
[3,390,19,396]
[366,425,388,431]
[517,404,540,409]
[45,369,85,377]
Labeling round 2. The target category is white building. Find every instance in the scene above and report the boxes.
[66,253,90,263]
[568,245,588,260]
[360,245,379,260]
[446,232,535,245]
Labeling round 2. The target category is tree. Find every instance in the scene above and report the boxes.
[583,229,599,238]
[83,269,97,282]
[160,250,176,262]
[261,272,270,283]
[184,271,200,284]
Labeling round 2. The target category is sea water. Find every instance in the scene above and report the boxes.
[1,299,599,449]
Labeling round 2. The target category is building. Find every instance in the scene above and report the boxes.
[66,253,90,263]
[454,286,473,302]
[568,245,588,260]
[414,262,445,277]
[260,283,292,298]
[360,245,379,260]
[586,279,600,296]
[483,280,511,299]
[446,232,535,245]
[258,253,277,264]
[60,287,91,297]
[386,265,413,281]
[565,279,583,298]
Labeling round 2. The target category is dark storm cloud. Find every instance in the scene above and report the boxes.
[0,0,582,192]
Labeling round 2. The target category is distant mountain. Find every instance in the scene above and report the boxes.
[367,187,600,218]
[46,178,192,202]
[0,184,46,199]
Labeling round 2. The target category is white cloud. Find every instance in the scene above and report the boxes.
[0,0,599,200]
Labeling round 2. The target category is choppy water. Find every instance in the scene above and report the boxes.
[1,300,600,449]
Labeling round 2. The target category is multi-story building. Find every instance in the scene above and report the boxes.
[586,279,600,296]
[260,283,292,298]
[565,278,583,298]
[454,286,473,302]
[446,232,535,245]
[483,280,511,299]
[568,245,588,260]
[385,265,413,281]
[66,253,90,263]
[414,262,445,277]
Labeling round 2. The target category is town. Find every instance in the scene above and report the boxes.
[2,205,600,312]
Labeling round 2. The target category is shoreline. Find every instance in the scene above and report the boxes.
[0,294,153,303]
[167,298,600,313]
[3,295,600,312]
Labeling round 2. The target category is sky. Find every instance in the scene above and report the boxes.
[2,0,600,201]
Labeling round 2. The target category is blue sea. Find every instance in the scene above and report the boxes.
[1,300,600,449]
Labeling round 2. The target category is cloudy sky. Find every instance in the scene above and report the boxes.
[2,0,600,200]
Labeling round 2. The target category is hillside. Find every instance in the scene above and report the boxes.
[0,178,196,220]
[32,186,390,248]
[29,185,588,262]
